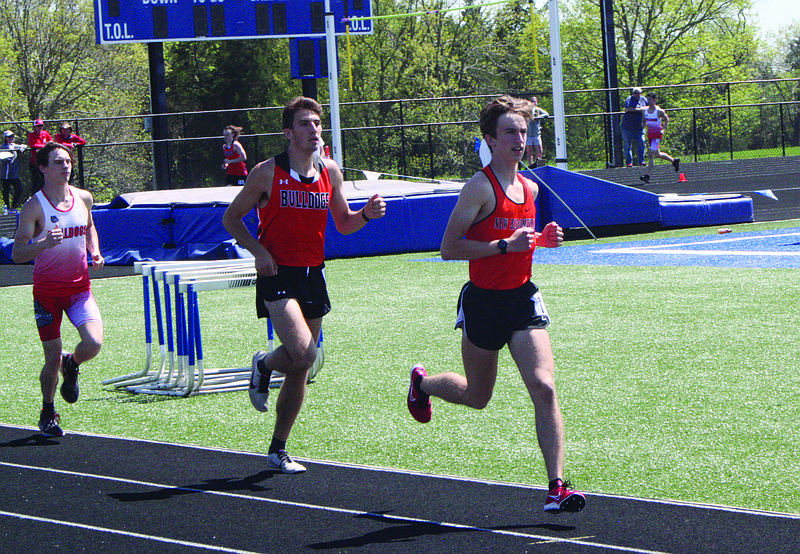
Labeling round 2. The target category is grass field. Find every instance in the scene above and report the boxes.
[2,220,799,514]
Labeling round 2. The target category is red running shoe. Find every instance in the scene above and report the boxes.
[544,480,586,514]
[407,364,431,423]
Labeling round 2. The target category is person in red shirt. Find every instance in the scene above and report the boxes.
[54,122,87,150]
[223,97,386,474]
[27,119,52,194]
[221,125,247,186]
[406,95,585,515]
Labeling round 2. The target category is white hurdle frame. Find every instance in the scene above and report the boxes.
[104,259,325,397]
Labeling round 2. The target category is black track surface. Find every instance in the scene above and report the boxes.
[1,424,798,553]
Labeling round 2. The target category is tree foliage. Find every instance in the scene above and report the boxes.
[0,0,148,122]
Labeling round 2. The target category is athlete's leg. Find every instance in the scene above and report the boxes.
[656,149,675,163]
[420,332,498,410]
[262,298,321,442]
[73,320,103,365]
[40,338,63,403]
[509,327,565,482]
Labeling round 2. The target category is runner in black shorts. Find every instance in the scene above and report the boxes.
[456,281,549,351]
[223,96,386,474]
[256,264,331,320]
[406,95,585,515]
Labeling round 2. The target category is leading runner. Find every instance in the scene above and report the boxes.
[407,95,586,514]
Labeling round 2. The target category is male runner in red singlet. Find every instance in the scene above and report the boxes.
[407,96,586,514]
[223,97,386,474]
[12,142,105,438]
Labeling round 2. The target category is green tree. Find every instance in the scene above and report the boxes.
[0,0,148,122]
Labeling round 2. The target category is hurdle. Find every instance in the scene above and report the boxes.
[102,260,254,390]
[104,259,325,397]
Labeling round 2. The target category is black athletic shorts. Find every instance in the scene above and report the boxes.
[225,174,247,186]
[256,263,331,320]
[455,280,550,351]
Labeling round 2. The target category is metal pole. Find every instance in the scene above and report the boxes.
[548,0,568,169]
[324,0,344,169]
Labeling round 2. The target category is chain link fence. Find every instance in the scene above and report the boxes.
[2,79,798,206]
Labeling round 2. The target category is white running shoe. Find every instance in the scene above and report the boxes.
[249,350,271,412]
[267,450,307,474]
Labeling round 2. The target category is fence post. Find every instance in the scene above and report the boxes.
[727,84,733,160]
[779,103,786,157]
[692,108,698,162]
[400,101,406,178]
[428,123,433,180]
[74,119,85,189]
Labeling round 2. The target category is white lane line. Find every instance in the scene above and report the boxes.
[0,509,261,554]
[3,424,798,521]
[595,248,800,257]
[0,461,667,554]
[593,232,800,256]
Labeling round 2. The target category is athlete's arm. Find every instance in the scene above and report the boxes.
[327,158,386,235]
[440,172,534,261]
[659,108,669,127]
[222,159,277,275]
[11,197,60,264]
[78,188,104,270]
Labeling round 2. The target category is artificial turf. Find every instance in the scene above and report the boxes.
[1,220,798,514]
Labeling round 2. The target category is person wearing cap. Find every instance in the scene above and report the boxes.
[54,122,86,151]
[27,119,52,194]
[1,130,27,211]
[620,87,647,167]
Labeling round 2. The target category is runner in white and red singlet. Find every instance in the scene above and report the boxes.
[12,142,105,438]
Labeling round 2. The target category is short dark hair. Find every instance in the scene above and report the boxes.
[646,92,657,100]
[282,97,323,130]
[479,95,531,139]
[36,141,73,167]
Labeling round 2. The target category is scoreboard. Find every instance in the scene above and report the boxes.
[94,0,373,44]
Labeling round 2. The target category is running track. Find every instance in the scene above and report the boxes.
[1,424,798,553]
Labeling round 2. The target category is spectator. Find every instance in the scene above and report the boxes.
[526,96,549,166]
[620,87,647,167]
[27,119,52,194]
[1,130,27,211]
[54,123,87,150]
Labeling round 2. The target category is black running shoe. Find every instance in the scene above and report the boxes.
[639,174,650,184]
[672,158,681,172]
[38,410,64,437]
[60,353,80,404]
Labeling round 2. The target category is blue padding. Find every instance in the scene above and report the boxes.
[324,194,457,258]
[78,172,753,265]
[91,205,259,264]
[659,196,754,227]
[93,207,173,263]
[0,237,13,264]
[526,166,661,230]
